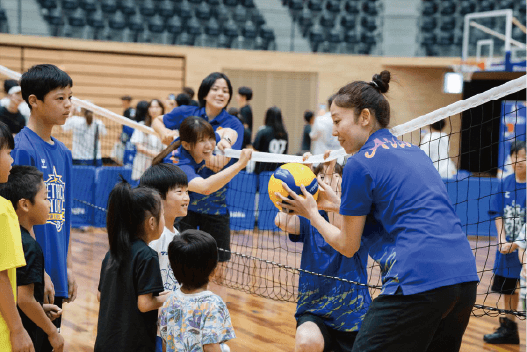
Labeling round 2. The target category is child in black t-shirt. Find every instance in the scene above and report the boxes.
[0,165,64,351]
[95,181,169,352]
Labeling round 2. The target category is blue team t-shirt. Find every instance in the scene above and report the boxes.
[12,127,72,298]
[163,105,244,215]
[489,174,526,279]
[340,128,479,295]
[290,211,371,332]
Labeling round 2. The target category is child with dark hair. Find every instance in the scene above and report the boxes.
[0,84,26,135]
[275,159,372,352]
[182,86,199,107]
[484,139,526,345]
[95,181,168,352]
[13,64,77,351]
[176,93,191,107]
[253,106,288,174]
[236,86,253,132]
[140,163,190,291]
[159,229,235,352]
[0,165,64,352]
[0,121,35,352]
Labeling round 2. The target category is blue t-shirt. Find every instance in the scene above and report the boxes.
[290,212,371,332]
[489,174,526,279]
[340,129,479,295]
[163,106,244,215]
[12,127,72,298]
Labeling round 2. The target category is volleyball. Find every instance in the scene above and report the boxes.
[268,163,319,211]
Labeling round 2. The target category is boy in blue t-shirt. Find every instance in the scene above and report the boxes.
[275,162,373,352]
[12,64,77,351]
[484,140,526,345]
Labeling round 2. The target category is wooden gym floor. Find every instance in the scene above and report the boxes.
[60,228,525,352]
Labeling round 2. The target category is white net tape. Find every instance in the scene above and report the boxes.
[1,64,525,163]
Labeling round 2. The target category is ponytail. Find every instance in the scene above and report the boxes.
[152,140,181,166]
[106,178,162,265]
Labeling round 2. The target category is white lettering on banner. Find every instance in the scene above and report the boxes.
[45,167,66,232]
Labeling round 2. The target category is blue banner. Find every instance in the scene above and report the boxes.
[498,101,526,177]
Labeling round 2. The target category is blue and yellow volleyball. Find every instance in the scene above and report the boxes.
[268,163,319,211]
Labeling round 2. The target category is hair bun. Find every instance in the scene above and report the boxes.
[371,70,390,94]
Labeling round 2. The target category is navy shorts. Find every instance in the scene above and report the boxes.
[297,313,358,352]
[491,274,520,295]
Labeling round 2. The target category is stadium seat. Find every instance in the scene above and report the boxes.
[167,16,182,44]
[46,8,64,36]
[356,43,372,54]
[188,0,203,4]
[360,17,377,31]
[140,0,156,18]
[326,27,342,53]
[308,24,324,52]
[340,13,356,30]
[242,20,257,39]
[178,32,196,46]
[344,29,358,44]
[224,0,238,7]
[203,18,219,37]
[196,2,211,21]
[186,17,202,36]
[362,2,378,16]
[79,0,97,13]
[0,9,8,33]
[344,1,359,14]
[128,13,144,42]
[100,0,117,14]
[440,2,456,16]
[217,33,232,48]
[223,19,239,38]
[179,1,193,23]
[298,9,313,36]
[40,0,58,10]
[440,17,456,32]
[62,0,79,12]
[326,0,341,14]
[421,17,436,32]
[459,2,476,15]
[242,0,255,10]
[253,36,267,50]
[157,0,175,18]
[479,1,495,12]
[66,8,86,38]
[320,11,334,30]
[421,32,436,46]
[252,12,266,28]
[422,2,437,16]
[213,5,230,23]
[360,32,376,45]
[233,4,247,22]
[260,25,276,49]
[207,0,221,5]
[437,32,454,45]
[87,9,104,39]
[308,0,323,12]
[118,0,136,16]
[288,0,303,11]
[108,10,126,41]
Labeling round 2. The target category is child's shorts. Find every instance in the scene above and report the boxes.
[491,274,520,295]
[297,312,358,352]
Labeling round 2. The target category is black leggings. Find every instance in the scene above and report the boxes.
[351,281,478,352]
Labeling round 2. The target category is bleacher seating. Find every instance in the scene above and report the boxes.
[418,0,526,57]
[281,0,383,54]
[32,0,275,50]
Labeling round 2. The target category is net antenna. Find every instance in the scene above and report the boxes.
[458,9,527,80]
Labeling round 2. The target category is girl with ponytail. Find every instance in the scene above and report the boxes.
[95,181,168,352]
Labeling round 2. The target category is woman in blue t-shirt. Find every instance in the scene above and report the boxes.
[277,71,479,352]
[152,73,244,300]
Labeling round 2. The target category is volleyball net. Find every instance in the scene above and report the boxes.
[1,64,526,318]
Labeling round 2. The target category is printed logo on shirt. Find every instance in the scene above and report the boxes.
[45,166,66,232]
[503,200,526,242]
[41,159,47,169]
[365,138,413,159]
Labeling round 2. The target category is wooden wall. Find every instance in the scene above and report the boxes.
[0,34,463,161]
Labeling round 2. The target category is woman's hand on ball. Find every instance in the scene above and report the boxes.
[276,182,318,219]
